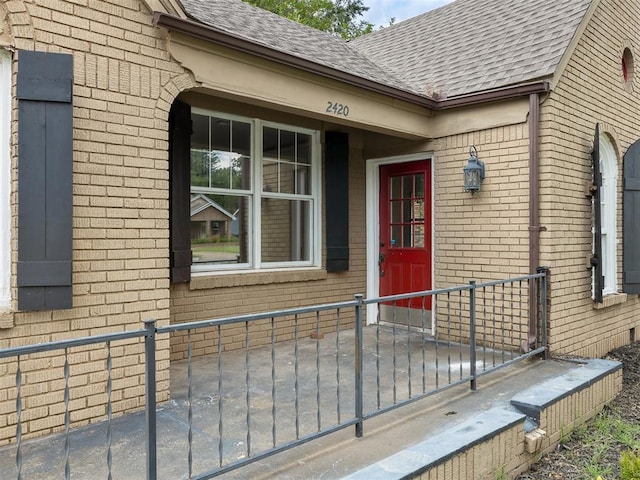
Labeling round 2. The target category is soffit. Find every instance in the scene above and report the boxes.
[167,35,434,140]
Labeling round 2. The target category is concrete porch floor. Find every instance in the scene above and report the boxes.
[0,326,607,479]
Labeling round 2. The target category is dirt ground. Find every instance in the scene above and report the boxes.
[517,341,640,479]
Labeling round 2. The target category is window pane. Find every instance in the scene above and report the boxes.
[263,158,278,193]
[413,224,425,248]
[413,199,424,221]
[402,199,412,223]
[391,200,401,223]
[263,127,313,195]
[191,114,251,190]
[297,133,311,165]
[210,117,230,152]
[391,176,401,199]
[191,114,210,188]
[206,151,242,190]
[297,165,311,195]
[191,194,249,265]
[261,198,310,262]
[403,225,412,247]
[391,225,401,248]
[402,175,413,197]
[280,130,296,162]
[263,127,278,159]
[415,173,425,198]
[231,154,251,190]
[191,149,210,188]
[192,114,209,151]
[280,161,295,194]
[232,121,251,157]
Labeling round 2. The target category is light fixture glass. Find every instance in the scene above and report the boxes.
[463,146,485,193]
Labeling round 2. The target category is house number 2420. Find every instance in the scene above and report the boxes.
[326,102,350,117]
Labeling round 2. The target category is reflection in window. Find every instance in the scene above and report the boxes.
[190,193,249,266]
[190,113,250,191]
[190,109,319,271]
[263,127,312,195]
[389,173,426,248]
[261,198,310,262]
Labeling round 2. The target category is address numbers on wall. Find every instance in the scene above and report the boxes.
[326,102,350,117]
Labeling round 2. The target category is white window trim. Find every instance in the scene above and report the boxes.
[190,109,321,274]
[599,134,618,296]
[0,51,10,308]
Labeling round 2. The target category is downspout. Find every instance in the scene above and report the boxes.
[528,92,541,349]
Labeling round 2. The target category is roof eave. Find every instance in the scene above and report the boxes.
[153,12,438,109]
[153,12,551,112]
[437,81,551,110]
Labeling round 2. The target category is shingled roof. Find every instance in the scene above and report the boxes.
[177,0,421,95]
[351,0,592,98]
[174,0,592,101]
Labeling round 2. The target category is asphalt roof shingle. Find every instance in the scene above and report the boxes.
[178,0,422,95]
[351,0,592,97]
[176,0,593,99]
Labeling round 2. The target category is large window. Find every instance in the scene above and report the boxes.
[190,109,320,272]
[0,51,10,308]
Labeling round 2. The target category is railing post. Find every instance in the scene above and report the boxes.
[144,319,157,480]
[469,281,477,391]
[537,267,550,359]
[354,294,364,438]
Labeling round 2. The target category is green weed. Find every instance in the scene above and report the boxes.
[620,449,640,480]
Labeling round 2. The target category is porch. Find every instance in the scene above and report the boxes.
[0,273,623,479]
[0,348,584,480]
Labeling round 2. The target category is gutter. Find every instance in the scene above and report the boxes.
[152,12,550,111]
[529,93,541,278]
[527,92,544,350]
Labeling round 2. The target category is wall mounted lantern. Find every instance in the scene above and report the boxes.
[463,146,485,193]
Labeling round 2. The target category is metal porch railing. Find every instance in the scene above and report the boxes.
[0,272,548,480]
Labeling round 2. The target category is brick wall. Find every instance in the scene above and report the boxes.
[538,0,640,357]
[427,126,532,348]
[0,0,186,443]
[414,368,622,479]
[430,125,531,286]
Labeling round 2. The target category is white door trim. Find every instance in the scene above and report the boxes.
[365,152,435,325]
[0,51,11,309]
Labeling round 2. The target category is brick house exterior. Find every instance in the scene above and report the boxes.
[0,0,638,444]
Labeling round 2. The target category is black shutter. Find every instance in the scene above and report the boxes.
[17,50,73,311]
[169,100,192,282]
[325,131,349,272]
[591,124,604,303]
[623,139,640,293]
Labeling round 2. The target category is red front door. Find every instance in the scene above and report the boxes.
[379,161,432,305]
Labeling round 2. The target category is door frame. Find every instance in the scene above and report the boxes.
[365,152,435,325]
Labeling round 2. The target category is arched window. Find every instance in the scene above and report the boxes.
[599,133,618,295]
